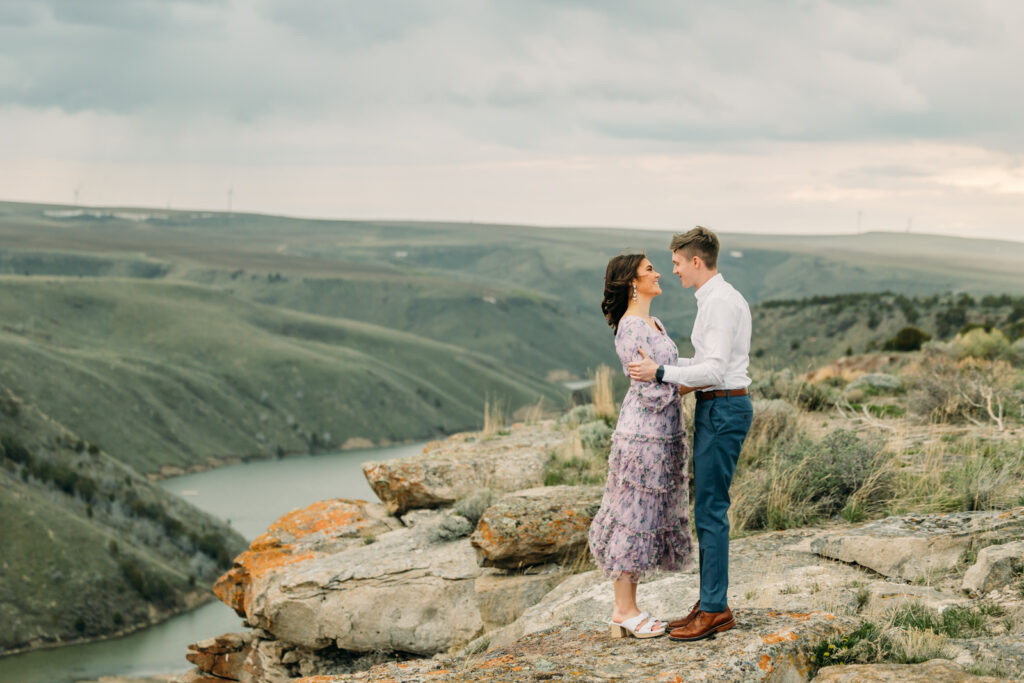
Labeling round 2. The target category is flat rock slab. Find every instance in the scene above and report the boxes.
[815,658,1003,682]
[293,610,855,682]
[810,508,1024,581]
[362,423,565,515]
[470,485,603,568]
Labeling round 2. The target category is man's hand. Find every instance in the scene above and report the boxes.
[628,349,659,382]
[678,384,712,396]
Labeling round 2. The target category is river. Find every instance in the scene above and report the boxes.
[0,441,426,683]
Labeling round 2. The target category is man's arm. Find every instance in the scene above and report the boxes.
[661,304,734,387]
[628,350,694,382]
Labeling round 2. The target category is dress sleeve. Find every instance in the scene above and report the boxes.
[614,318,678,413]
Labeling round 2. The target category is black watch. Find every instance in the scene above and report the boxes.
[655,365,665,383]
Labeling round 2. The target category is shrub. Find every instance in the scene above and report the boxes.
[739,399,799,467]
[882,327,931,352]
[454,489,495,525]
[0,433,32,464]
[849,373,902,394]
[118,557,176,606]
[543,433,606,487]
[558,404,596,428]
[730,429,889,532]
[430,513,473,543]
[578,419,613,457]
[793,382,835,412]
[907,354,1018,426]
[954,328,1012,361]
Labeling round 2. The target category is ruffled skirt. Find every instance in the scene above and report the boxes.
[587,431,695,582]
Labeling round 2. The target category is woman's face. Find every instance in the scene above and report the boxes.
[634,258,662,298]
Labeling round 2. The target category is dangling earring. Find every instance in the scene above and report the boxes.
[631,284,638,303]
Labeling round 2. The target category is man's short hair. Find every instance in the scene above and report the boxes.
[670,226,719,269]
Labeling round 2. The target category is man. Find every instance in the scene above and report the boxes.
[628,226,753,642]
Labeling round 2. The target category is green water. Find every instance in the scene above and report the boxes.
[0,442,424,683]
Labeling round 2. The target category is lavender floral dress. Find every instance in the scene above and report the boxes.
[588,315,695,581]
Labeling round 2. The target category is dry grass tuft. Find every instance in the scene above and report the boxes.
[481,397,506,438]
[592,365,616,422]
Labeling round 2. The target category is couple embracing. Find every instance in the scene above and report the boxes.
[587,226,753,642]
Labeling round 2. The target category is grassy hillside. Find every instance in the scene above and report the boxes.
[0,383,247,654]
[0,276,564,475]
[750,291,1024,369]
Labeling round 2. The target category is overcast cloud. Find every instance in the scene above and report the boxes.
[2,0,1023,240]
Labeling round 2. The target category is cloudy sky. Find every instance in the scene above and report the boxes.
[2,0,1023,240]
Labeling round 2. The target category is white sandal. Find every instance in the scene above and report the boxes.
[608,611,665,639]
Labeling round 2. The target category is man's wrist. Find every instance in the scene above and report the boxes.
[655,365,665,383]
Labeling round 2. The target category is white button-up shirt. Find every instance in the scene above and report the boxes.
[661,273,752,390]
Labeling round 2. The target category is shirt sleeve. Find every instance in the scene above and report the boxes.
[615,318,678,412]
[661,302,733,387]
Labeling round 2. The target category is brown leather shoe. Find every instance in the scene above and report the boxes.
[667,600,700,630]
[668,608,735,642]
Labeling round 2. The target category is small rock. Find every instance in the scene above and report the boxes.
[962,540,1024,597]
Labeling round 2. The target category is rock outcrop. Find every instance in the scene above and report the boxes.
[291,610,856,682]
[213,498,402,617]
[809,508,1024,581]
[176,419,1024,683]
[470,484,602,568]
[245,509,484,654]
[362,424,564,514]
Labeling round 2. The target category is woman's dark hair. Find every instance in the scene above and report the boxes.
[601,252,646,334]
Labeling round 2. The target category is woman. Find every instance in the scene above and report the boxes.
[588,252,696,639]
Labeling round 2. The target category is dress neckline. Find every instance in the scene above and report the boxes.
[622,314,664,334]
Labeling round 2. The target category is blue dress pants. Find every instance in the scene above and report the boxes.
[692,394,753,613]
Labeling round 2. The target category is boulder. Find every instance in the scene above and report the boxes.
[814,659,1003,682]
[469,485,603,568]
[962,540,1024,597]
[213,499,401,617]
[362,423,564,514]
[303,610,856,682]
[810,508,1024,581]
[244,509,486,655]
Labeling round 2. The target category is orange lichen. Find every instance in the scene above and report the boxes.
[214,499,374,616]
[762,630,799,644]
[478,655,517,668]
[759,654,774,671]
[268,499,370,540]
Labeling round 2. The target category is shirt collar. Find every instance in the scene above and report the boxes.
[694,272,724,302]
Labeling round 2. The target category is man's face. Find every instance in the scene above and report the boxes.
[671,249,700,289]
